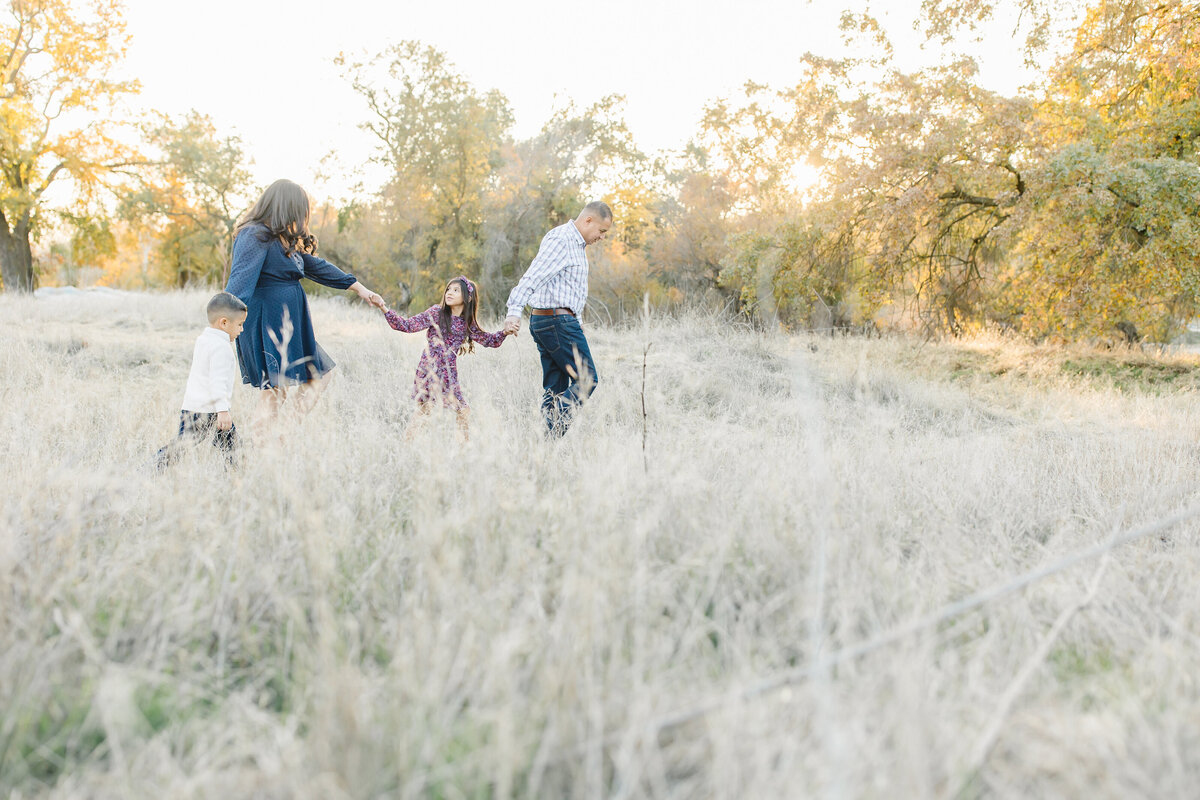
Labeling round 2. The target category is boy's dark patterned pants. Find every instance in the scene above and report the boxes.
[154,411,238,469]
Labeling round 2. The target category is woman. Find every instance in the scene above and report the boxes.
[225,179,384,419]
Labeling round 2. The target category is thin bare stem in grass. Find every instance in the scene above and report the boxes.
[948,555,1113,799]
[641,292,651,474]
[641,341,650,474]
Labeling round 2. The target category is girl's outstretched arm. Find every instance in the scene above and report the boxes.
[384,305,439,333]
[469,324,509,348]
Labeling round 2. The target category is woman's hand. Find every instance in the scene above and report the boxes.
[216,411,233,431]
[350,282,386,309]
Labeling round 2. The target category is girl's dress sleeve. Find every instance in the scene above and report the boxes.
[385,305,440,333]
[225,228,270,304]
[469,324,508,348]
[299,253,357,290]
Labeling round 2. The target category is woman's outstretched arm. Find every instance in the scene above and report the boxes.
[299,254,384,307]
[299,252,355,289]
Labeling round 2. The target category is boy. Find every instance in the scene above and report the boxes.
[155,292,247,469]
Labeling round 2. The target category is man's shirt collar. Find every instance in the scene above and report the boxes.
[565,220,586,247]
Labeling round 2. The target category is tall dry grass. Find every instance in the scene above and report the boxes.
[3,290,1200,798]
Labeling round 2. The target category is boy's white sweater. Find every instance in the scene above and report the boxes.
[181,327,237,413]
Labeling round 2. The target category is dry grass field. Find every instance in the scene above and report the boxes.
[4,289,1200,798]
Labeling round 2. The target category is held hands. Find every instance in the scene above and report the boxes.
[352,283,386,309]
[216,411,233,431]
[503,315,521,337]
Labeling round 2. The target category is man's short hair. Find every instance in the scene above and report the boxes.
[581,201,613,221]
[207,291,247,322]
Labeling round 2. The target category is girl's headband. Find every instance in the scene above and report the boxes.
[454,276,475,297]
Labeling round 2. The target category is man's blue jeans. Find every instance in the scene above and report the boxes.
[529,313,599,436]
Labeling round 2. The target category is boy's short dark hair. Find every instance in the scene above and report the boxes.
[207,291,247,322]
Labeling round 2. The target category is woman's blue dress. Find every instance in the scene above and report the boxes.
[225,224,357,388]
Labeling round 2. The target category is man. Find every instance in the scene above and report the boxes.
[504,201,613,436]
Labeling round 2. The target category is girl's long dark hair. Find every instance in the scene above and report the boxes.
[233,178,317,256]
[437,277,482,354]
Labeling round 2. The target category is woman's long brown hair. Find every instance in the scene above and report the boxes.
[437,277,482,354]
[233,179,318,256]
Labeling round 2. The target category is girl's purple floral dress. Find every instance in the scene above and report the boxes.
[384,305,507,408]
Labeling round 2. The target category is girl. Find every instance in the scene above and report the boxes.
[225,179,385,421]
[381,276,511,434]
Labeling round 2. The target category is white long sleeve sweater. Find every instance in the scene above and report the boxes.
[181,327,237,413]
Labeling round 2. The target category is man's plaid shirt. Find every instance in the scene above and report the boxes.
[506,221,589,318]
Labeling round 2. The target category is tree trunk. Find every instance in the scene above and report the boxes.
[394,281,413,314]
[0,213,35,293]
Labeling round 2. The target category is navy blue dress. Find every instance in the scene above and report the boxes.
[225,225,357,388]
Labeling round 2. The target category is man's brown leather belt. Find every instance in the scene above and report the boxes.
[531,307,575,316]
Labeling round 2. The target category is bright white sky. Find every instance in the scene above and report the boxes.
[116,0,1042,201]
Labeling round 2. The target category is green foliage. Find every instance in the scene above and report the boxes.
[120,111,255,287]
[1004,146,1200,339]
[722,219,867,329]
[705,0,1200,339]
[1060,356,1198,392]
[61,211,117,267]
[332,42,514,305]
[7,682,105,788]
[1048,643,1116,682]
